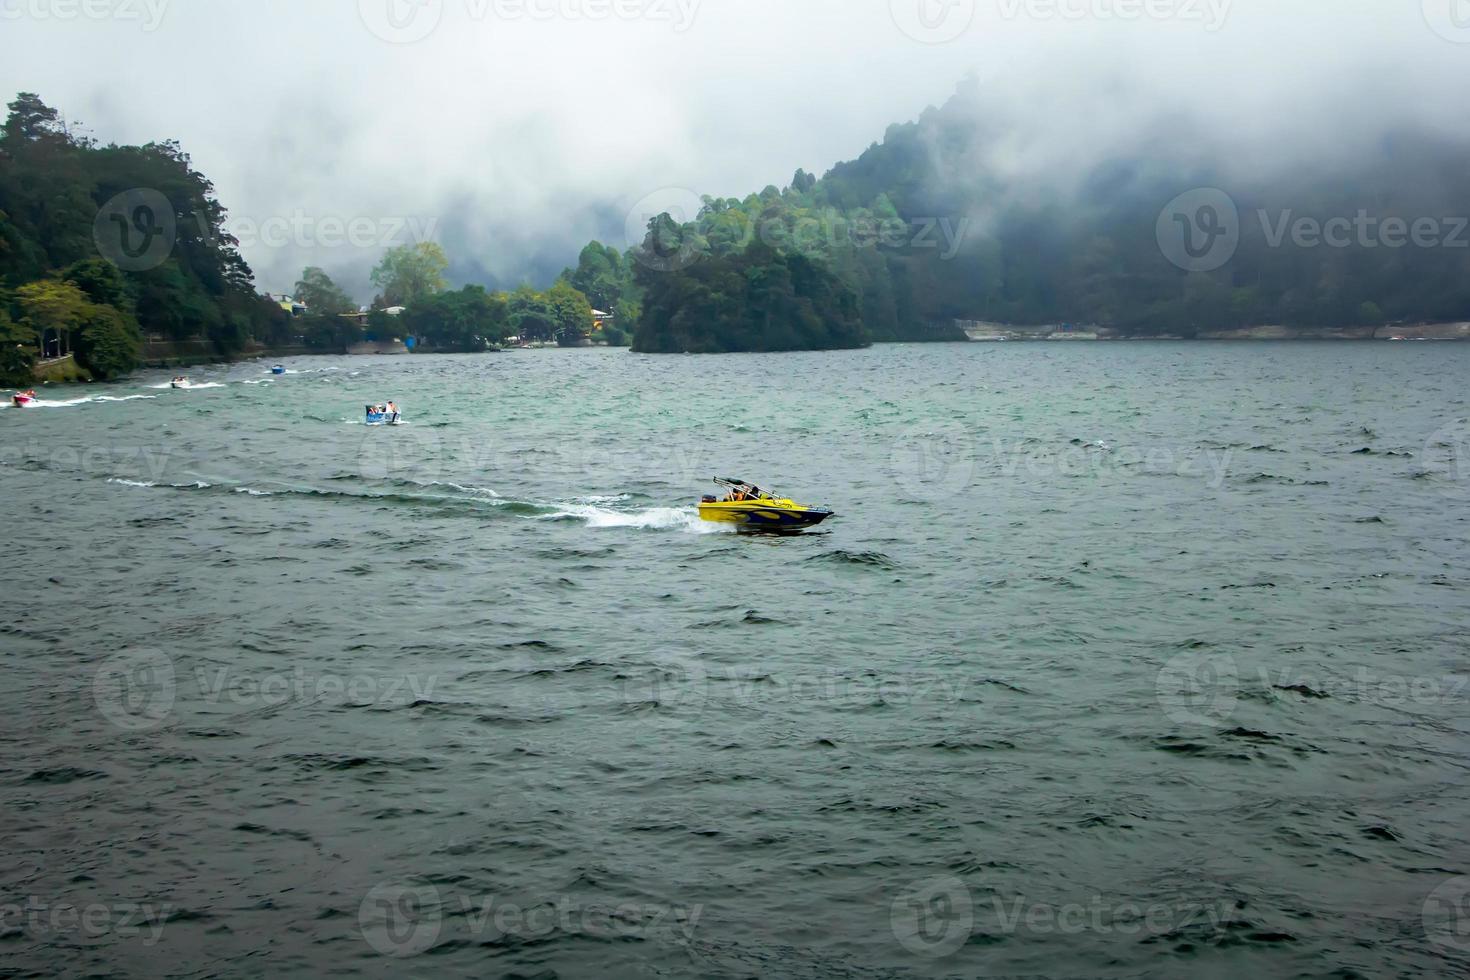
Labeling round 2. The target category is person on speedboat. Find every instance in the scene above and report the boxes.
[387,401,399,423]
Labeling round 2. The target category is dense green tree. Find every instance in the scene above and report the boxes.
[588,80,1470,339]
[298,313,364,353]
[0,308,37,385]
[508,284,558,342]
[546,281,594,346]
[561,241,631,312]
[370,242,448,308]
[401,285,510,351]
[15,278,143,379]
[75,303,143,379]
[293,266,357,315]
[0,92,276,374]
[633,235,866,354]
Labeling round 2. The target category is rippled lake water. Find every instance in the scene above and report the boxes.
[3,343,1469,978]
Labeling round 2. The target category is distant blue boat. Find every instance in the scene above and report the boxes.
[271,365,286,375]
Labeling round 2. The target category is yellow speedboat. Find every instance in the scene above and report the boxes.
[698,479,834,531]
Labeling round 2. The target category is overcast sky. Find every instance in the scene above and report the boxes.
[2,0,1467,300]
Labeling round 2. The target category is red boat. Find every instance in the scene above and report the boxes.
[12,390,38,407]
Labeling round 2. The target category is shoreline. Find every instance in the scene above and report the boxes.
[958,321,1470,342]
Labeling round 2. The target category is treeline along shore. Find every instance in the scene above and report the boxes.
[6,81,1470,384]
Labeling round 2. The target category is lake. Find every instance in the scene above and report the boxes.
[3,343,1468,977]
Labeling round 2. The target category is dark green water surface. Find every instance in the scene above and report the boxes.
[3,343,1468,977]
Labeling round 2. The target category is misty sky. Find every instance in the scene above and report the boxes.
[2,0,1467,301]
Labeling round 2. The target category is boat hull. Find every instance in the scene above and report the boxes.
[698,501,833,531]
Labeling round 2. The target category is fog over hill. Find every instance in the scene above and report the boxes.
[2,0,1467,301]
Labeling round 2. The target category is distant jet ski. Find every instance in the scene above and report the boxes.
[698,478,834,531]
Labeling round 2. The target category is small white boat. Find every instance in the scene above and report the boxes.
[365,404,404,426]
[171,379,192,389]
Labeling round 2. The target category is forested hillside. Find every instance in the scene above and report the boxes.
[588,78,1470,352]
[0,93,287,383]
